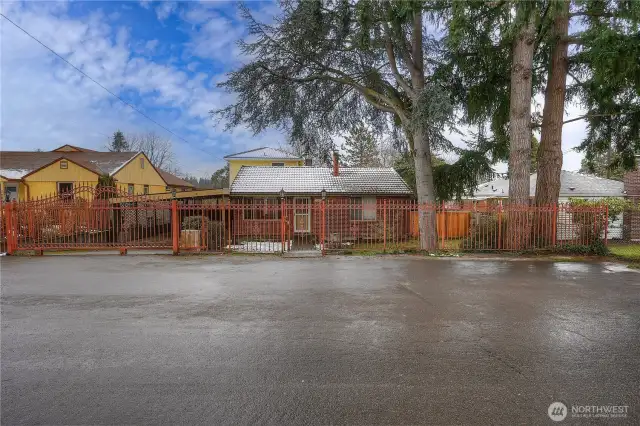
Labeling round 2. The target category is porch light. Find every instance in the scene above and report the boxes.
[279,188,285,199]
[321,188,327,200]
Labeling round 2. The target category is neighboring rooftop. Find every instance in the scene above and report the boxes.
[159,170,195,188]
[472,170,625,199]
[0,148,189,189]
[224,147,303,160]
[231,166,412,196]
[0,151,139,179]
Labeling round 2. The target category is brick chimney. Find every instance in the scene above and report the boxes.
[332,151,339,176]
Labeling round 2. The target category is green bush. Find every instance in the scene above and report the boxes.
[460,216,508,250]
[553,241,609,256]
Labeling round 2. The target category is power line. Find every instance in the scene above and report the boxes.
[0,12,223,162]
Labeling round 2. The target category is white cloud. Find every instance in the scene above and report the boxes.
[0,1,280,177]
[145,39,159,52]
[155,1,176,21]
[186,14,244,63]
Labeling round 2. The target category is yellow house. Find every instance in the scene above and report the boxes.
[0,145,193,201]
[224,147,305,184]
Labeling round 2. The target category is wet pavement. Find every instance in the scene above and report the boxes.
[1,256,639,424]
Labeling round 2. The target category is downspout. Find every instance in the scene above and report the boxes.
[23,180,31,201]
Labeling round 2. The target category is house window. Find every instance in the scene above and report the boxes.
[271,162,285,167]
[143,185,149,195]
[58,182,74,199]
[350,196,377,220]
[60,160,68,169]
[140,158,145,169]
[4,185,18,202]
[242,198,281,220]
[128,184,135,195]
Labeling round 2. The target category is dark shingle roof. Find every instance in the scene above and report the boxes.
[0,151,139,178]
[473,170,624,198]
[159,170,195,188]
[231,166,412,196]
[224,147,303,160]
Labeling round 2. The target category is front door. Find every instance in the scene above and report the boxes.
[293,197,311,233]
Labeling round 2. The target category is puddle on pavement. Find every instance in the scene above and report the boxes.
[451,261,505,275]
[602,263,640,274]
[552,262,592,274]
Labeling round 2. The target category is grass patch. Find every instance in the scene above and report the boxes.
[608,244,640,262]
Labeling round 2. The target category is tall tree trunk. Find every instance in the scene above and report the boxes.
[409,9,437,251]
[412,125,438,250]
[508,13,536,205]
[507,10,536,249]
[535,1,570,207]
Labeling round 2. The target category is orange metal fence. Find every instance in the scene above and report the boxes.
[1,187,611,255]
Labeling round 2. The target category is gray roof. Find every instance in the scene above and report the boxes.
[224,147,303,160]
[0,151,138,178]
[231,166,413,196]
[473,170,624,199]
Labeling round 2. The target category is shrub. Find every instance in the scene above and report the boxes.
[553,241,609,256]
[460,216,508,250]
[181,216,225,250]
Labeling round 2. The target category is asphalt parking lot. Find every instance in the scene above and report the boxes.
[1,255,639,424]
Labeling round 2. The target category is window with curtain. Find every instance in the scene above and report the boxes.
[350,196,377,220]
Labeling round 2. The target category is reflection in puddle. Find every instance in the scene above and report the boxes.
[451,261,505,275]
[602,263,640,274]
[552,263,592,274]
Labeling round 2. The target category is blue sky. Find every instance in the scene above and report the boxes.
[0,0,284,177]
[1,1,589,178]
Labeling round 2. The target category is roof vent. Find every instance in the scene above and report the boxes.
[569,186,575,191]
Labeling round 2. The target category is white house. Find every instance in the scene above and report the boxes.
[472,170,625,241]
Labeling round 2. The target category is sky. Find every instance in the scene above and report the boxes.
[0,1,588,179]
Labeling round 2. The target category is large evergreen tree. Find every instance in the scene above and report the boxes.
[211,165,230,189]
[536,0,640,206]
[213,1,490,249]
[341,125,381,167]
[108,130,129,152]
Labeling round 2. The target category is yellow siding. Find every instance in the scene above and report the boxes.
[229,159,303,183]
[117,183,166,196]
[112,153,166,195]
[23,159,99,199]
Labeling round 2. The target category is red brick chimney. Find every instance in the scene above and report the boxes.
[332,151,339,176]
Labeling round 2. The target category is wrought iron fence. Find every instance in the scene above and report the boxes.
[1,186,626,257]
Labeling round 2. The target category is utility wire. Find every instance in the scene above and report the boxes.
[0,12,223,162]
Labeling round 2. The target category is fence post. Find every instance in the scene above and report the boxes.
[552,204,557,247]
[321,199,326,256]
[281,197,285,254]
[171,199,179,255]
[5,202,14,255]
[603,205,608,245]
[383,199,387,253]
[226,199,232,252]
[498,203,502,250]
[440,200,445,250]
